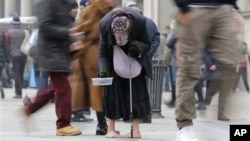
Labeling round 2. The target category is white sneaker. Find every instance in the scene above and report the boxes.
[176,125,199,141]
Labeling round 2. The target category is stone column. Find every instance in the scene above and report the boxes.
[0,0,4,17]
[143,0,158,25]
[21,0,32,17]
[4,0,17,17]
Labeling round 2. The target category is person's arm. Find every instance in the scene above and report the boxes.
[98,23,111,77]
[148,21,160,57]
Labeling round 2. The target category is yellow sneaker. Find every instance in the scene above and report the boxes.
[56,125,82,136]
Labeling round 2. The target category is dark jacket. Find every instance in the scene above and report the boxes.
[36,0,73,72]
[146,17,160,57]
[99,7,152,78]
[6,25,26,57]
[174,0,238,13]
[0,30,9,64]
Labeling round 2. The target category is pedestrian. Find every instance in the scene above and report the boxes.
[5,16,27,99]
[67,0,94,123]
[99,6,152,138]
[22,0,82,136]
[0,28,10,98]
[237,42,250,93]
[23,27,50,105]
[173,0,241,140]
[156,25,172,92]
[164,20,178,108]
[69,0,117,135]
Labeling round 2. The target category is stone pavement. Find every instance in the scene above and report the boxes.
[0,88,250,141]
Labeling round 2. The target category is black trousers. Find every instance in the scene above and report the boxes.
[11,56,26,95]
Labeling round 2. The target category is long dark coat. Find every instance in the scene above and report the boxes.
[36,0,72,72]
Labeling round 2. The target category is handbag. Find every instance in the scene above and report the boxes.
[113,46,142,79]
[20,30,31,55]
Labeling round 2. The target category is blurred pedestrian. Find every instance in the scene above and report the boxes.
[69,0,117,135]
[173,0,241,141]
[0,28,10,98]
[5,16,27,99]
[67,0,94,123]
[22,0,82,136]
[237,42,250,93]
[99,7,152,138]
[164,21,178,108]
[157,25,172,92]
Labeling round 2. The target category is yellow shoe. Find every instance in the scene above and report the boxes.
[56,125,82,136]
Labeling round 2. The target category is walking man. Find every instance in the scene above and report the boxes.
[23,0,82,136]
[173,0,241,140]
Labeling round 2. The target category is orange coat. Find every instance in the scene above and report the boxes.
[69,0,116,112]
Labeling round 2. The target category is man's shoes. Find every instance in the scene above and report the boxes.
[218,114,230,121]
[13,94,22,99]
[164,100,175,108]
[176,125,199,141]
[196,102,206,110]
[56,125,82,136]
[71,110,93,123]
[83,108,91,116]
[71,115,94,123]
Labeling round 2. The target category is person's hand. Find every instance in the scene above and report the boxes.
[128,45,139,57]
[70,41,83,51]
[178,12,192,25]
[70,32,85,41]
[69,27,78,34]
[209,64,217,71]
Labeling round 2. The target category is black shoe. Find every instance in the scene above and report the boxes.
[164,100,175,108]
[196,102,206,110]
[13,95,22,99]
[96,124,108,135]
[83,108,91,116]
[95,124,120,135]
[71,115,93,123]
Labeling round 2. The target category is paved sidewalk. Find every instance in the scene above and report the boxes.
[0,88,250,141]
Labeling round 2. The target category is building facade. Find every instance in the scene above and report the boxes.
[0,0,249,43]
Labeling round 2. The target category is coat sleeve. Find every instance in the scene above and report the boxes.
[148,20,160,57]
[98,22,111,75]
[138,20,151,53]
[2,32,10,63]
[37,0,69,40]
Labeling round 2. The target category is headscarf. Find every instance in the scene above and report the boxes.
[111,16,130,46]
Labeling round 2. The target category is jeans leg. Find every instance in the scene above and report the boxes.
[49,72,72,129]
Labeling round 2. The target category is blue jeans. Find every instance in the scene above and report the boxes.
[35,70,49,93]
